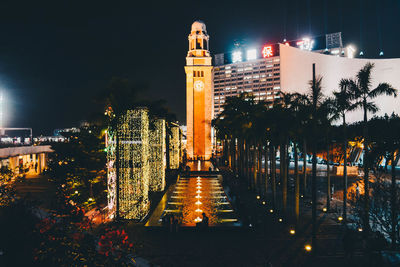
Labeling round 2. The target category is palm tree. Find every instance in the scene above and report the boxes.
[329,78,357,220]
[352,62,397,233]
[290,93,310,222]
[305,66,328,248]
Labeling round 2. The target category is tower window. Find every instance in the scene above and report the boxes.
[196,38,202,49]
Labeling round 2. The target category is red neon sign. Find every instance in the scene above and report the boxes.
[262,45,273,58]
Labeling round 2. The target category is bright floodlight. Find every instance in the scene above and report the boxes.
[346,45,356,58]
[232,50,242,63]
[246,49,257,60]
[297,37,314,51]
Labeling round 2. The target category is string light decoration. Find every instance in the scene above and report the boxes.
[106,128,117,218]
[169,124,180,169]
[116,108,150,219]
[149,118,166,192]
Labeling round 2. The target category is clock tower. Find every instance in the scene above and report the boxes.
[185,21,213,160]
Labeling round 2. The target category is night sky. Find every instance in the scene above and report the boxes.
[0,0,399,135]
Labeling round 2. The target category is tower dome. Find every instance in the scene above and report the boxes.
[191,20,207,33]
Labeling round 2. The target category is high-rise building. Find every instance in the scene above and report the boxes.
[185,21,213,160]
[213,33,400,123]
[213,34,346,116]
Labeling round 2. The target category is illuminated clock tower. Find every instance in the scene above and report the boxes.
[185,21,213,160]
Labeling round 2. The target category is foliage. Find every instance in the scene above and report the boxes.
[47,126,106,209]
[0,166,16,207]
[0,198,40,266]
[34,189,135,265]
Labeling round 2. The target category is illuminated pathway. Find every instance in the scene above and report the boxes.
[145,166,239,227]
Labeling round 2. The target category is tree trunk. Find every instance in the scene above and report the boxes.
[303,140,307,196]
[237,139,241,175]
[233,138,237,175]
[241,139,245,177]
[264,143,269,197]
[246,141,251,188]
[258,142,263,194]
[391,151,397,248]
[228,138,232,169]
[271,145,277,208]
[253,143,258,192]
[326,144,331,211]
[294,141,300,222]
[343,116,348,222]
[311,139,317,248]
[282,142,288,212]
[363,103,370,233]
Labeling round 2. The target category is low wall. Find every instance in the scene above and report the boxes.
[335,166,359,176]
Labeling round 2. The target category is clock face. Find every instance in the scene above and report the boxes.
[194,80,204,91]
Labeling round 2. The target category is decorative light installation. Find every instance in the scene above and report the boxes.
[117,108,150,219]
[262,45,273,58]
[149,118,166,192]
[106,126,117,218]
[169,124,180,169]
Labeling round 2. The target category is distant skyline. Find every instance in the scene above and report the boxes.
[0,0,399,135]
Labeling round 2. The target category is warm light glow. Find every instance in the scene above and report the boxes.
[195,200,202,205]
[278,218,283,222]
[323,207,327,212]
[262,45,273,58]
[149,118,166,192]
[256,195,260,200]
[305,244,312,252]
[195,209,203,212]
[107,108,150,219]
[358,228,363,232]
[169,125,181,169]
[290,229,295,235]
[194,216,203,222]
[269,209,274,213]
[262,201,266,205]
[338,216,343,221]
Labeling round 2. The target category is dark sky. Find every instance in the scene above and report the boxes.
[0,0,399,135]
